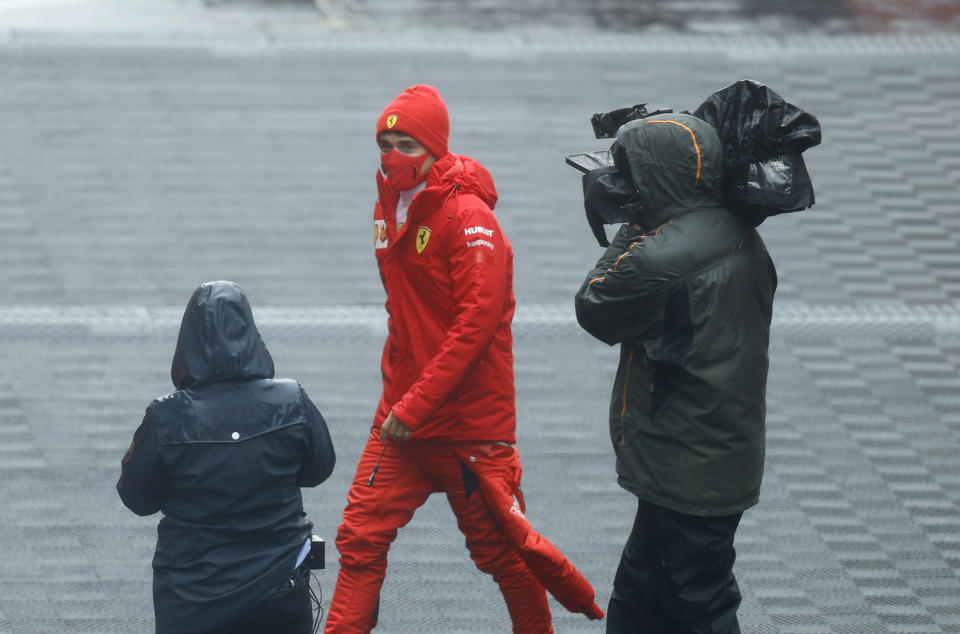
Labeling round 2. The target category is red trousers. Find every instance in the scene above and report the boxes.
[324,430,602,633]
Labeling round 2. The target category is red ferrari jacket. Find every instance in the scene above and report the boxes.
[373,152,516,443]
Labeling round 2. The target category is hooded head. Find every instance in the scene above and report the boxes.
[376,84,450,160]
[171,281,274,390]
[616,112,723,229]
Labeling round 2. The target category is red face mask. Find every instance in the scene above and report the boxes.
[380,151,431,191]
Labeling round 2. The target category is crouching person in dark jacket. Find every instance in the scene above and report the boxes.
[117,280,336,634]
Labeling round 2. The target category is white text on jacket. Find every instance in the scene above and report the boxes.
[464,226,494,237]
[466,238,495,250]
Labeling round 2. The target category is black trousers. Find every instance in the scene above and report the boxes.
[607,498,743,634]
[202,565,313,634]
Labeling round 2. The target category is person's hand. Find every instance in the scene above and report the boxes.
[380,411,412,443]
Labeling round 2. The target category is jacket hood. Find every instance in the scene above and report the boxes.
[428,152,498,210]
[618,113,723,229]
[171,281,274,390]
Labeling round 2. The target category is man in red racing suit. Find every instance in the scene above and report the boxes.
[324,85,604,633]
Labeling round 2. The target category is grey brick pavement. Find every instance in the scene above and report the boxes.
[0,4,959,632]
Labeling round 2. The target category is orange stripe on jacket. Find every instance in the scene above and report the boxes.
[647,120,702,186]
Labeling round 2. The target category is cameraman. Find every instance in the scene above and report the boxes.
[117,281,335,634]
[575,113,776,633]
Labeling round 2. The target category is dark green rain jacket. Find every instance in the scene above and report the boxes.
[575,113,777,516]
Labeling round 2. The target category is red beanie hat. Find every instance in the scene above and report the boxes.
[376,85,449,159]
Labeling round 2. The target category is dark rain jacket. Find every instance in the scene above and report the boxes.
[117,281,335,633]
[575,114,777,516]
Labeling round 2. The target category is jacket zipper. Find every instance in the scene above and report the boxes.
[620,347,635,445]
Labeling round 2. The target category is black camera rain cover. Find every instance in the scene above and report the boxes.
[693,80,822,226]
[582,165,638,246]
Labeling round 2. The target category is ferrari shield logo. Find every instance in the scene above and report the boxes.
[416,226,431,253]
[386,114,398,129]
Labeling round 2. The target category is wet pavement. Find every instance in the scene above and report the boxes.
[0,1,959,633]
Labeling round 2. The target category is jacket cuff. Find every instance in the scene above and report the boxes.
[390,401,421,431]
